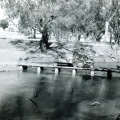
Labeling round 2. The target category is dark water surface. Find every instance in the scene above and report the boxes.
[0,71,120,120]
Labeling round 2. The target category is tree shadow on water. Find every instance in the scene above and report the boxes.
[0,95,24,120]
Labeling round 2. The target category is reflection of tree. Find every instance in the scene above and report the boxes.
[0,95,24,120]
[49,94,78,120]
[32,75,119,120]
[46,77,79,120]
[79,112,115,120]
[33,77,47,98]
[0,75,117,120]
[12,96,24,120]
[31,76,80,120]
[103,79,118,100]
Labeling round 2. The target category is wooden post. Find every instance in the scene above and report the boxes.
[72,69,77,76]
[58,68,61,73]
[107,69,112,79]
[90,70,94,78]
[55,68,61,75]
[41,67,44,71]
[37,67,44,74]
[37,67,41,74]
[19,66,23,70]
[90,64,94,78]
[22,66,28,71]
[55,68,58,74]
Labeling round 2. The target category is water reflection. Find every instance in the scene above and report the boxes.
[0,72,120,119]
[0,95,24,120]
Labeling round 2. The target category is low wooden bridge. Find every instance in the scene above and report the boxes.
[18,62,120,79]
[18,62,90,76]
[0,62,119,78]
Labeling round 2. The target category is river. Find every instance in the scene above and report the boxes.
[0,70,120,120]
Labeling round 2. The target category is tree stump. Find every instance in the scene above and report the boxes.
[107,69,112,79]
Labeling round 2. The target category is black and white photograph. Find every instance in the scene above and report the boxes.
[0,0,120,119]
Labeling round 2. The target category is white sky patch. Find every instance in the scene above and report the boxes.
[0,8,19,23]
[0,8,5,20]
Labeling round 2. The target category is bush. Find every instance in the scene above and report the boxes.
[0,19,9,30]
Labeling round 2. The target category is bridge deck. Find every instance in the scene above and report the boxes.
[18,62,90,70]
[18,62,120,72]
[0,62,120,73]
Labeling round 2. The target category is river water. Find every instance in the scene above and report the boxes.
[0,70,120,120]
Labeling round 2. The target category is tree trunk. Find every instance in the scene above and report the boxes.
[39,40,44,52]
[78,34,81,41]
[96,36,101,42]
[105,21,109,41]
[33,29,36,39]
[110,33,112,44]
[118,39,120,45]
[39,25,50,52]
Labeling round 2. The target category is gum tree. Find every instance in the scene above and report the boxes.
[109,0,120,44]
[0,0,87,50]
[0,0,59,51]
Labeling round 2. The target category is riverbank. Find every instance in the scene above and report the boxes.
[9,37,120,66]
[1,31,120,73]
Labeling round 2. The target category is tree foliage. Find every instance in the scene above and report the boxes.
[0,19,9,30]
[109,0,120,44]
[85,0,105,41]
[1,0,120,47]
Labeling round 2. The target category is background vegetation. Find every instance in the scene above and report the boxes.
[0,0,120,64]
